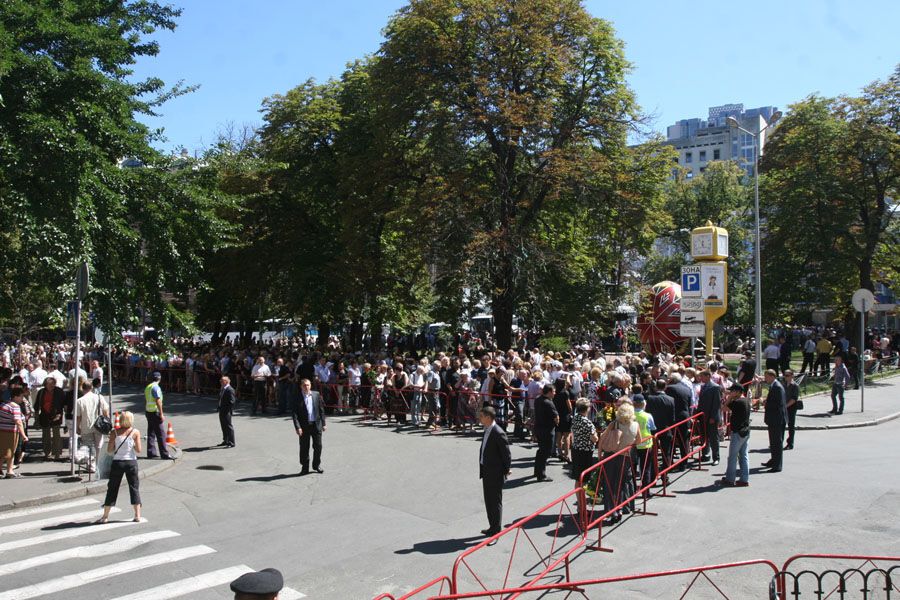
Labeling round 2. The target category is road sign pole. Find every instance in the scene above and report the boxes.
[107,336,114,416]
[70,261,89,477]
[860,302,866,414]
[70,300,81,476]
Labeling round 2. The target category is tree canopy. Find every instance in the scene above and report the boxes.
[0,0,231,338]
[760,66,899,322]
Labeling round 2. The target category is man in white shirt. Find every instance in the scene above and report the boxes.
[75,381,109,473]
[800,338,817,374]
[67,360,89,391]
[346,360,362,413]
[251,356,272,415]
[763,341,782,374]
[29,360,48,405]
[409,366,427,426]
[47,366,66,388]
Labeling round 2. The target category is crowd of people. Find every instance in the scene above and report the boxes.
[0,324,897,480]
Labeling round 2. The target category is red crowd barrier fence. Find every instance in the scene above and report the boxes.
[450,488,585,596]
[652,412,708,498]
[774,554,900,600]
[373,576,453,600]
[434,559,779,599]
[574,412,705,551]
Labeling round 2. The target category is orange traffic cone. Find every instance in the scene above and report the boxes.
[165,422,179,446]
[113,411,120,429]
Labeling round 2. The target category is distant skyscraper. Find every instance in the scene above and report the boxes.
[664,103,779,178]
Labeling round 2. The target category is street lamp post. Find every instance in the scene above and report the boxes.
[727,111,781,376]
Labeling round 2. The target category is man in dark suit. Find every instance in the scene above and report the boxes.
[697,370,722,466]
[293,378,326,475]
[478,406,511,537]
[645,379,676,474]
[665,374,692,466]
[532,384,558,482]
[217,376,236,448]
[762,370,787,472]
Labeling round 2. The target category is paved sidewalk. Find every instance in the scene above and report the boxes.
[0,387,186,512]
[751,373,900,431]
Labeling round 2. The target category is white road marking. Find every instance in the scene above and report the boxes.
[113,565,256,600]
[0,507,120,535]
[0,518,137,553]
[111,564,307,600]
[0,545,216,600]
[0,498,98,521]
[0,530,180,576]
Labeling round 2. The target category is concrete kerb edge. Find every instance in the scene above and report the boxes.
[749,410,900,431]
[0,446,182,513]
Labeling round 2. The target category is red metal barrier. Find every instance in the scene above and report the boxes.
[372,576,453,600]
[433,559,779,599]
[776,554,900,600]
[574,412,705,551]
[450,488,586,596]
[652,412,707,499]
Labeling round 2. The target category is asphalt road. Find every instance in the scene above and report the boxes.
[1,385,898,599]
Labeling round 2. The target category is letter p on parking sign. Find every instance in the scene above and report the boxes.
[681,265,701,297]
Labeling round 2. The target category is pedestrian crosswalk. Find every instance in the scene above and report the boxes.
[0,498,307,599]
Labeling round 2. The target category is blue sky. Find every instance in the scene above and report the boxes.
[132,0,900,153]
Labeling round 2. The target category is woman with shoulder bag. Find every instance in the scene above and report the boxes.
[97,411,142,523]
[598,403,639,525]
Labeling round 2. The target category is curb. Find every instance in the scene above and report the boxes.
[0,446,182,513]
[750,410,900,431]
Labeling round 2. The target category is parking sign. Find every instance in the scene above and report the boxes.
[681,265,701,297]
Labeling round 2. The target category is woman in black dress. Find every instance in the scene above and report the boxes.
[553,377,573,463]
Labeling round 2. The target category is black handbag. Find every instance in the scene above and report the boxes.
[92,398,113,435]
[796,400,804,411]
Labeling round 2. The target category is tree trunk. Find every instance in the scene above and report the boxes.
[367,320,382,352]
[317,321,331,349]
[348,321,363,351]
[492,293,514,350]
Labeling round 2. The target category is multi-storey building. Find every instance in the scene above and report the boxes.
[664,103,779,178]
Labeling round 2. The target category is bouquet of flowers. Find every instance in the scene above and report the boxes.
[583,468,603,504]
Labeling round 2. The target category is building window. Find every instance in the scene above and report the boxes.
[699,150,706,162]
[700,167,706,173]
[713,149,720,160]
[685,152,692,163]
[686,171,694,179]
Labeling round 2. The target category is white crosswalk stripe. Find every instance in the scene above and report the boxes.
[113,565,307,600]
[0,530,180,576]
[0,545,216,600]
[0,507,120,535]
[0,500,308,600]
[0,497,98,521]
[0,518,137,553]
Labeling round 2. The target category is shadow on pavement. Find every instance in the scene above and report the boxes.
[43,520,100,531]
[235,473,302,483]
[395,535,483,555]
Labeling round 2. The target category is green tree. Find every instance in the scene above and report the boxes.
[0,0,227,336]
[760,66,899,322]
[374,0,668,348]
[643,161,755,324]
[258,62,436,348]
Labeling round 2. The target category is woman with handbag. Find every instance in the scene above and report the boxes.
[598,402,638,525]
[97,411,142,523]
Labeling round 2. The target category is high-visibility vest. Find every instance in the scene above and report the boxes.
[635,410,653,450]
[145,383,161,413]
